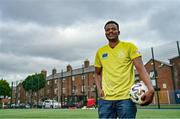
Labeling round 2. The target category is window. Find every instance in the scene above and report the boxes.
[81,75,85,79]
[93,74,95,78]
[63,88,66,94]
[72,76,75,81]
[76,89,78,93]
[18,93,20,98]
[91,87,95,92]
[47,89,49,94]
[55,79,58,84]
[149,71,155,79]
[72,86,77,94]
[149,71,156,86]
[151,79,156,86]
[47,81,50,85]
[26,92,28,97]
[81,86,86,92]
[54,88,58,94]
[163,83,167,89]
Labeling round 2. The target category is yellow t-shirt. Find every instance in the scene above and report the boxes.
[94,41,141,100]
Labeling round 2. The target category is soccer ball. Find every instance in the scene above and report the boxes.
[129,81,148,104]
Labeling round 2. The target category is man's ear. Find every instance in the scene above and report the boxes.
[118,31,120,35]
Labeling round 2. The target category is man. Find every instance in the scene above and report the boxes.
[94,20,154,119]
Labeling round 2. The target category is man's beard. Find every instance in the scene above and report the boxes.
[107,36,119,42]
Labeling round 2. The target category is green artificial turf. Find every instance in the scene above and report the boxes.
[0,108,180,119]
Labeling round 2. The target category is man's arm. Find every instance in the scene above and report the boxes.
[95,67,104,97]
[132,57,154,106]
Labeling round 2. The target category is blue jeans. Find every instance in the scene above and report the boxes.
[98,99,137,119]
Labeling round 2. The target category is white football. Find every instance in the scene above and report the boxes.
[129,81,148,104]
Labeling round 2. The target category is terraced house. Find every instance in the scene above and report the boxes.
[13,57,180,107]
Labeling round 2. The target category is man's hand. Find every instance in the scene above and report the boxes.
[140,89,154,106]
[98,89,105,98]
[133,57,155,106]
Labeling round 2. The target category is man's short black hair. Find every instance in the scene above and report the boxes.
[104,20,119,30]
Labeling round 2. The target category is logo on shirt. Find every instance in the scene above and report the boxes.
[102,53,108,59]
[118,51,125,58]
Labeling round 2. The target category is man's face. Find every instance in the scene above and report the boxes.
[104,23,120,41]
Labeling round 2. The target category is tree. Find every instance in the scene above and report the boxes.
[22,73,46,92]
[0,79,11,98]
[22,73,46,107]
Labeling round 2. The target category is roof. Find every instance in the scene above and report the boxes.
[46,65,95,80]
[145,59,172,67]
[169,56,180,60]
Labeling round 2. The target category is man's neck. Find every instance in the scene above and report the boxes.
[108,39,120,48]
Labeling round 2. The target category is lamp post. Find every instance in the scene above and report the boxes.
[57,77,60,108]
[71,70,74,106]
[82,65,85,106]
[10,82,13,108]
[37,74,39,108]
[52,75,54,103]
[30,78,33,108]
[177,41,180,57]
[61,70,63,108]
[15,81,18,107]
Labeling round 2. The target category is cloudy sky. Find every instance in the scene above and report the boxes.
[0,0,180,83]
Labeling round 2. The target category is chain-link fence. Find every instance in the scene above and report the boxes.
[140,41,180,108]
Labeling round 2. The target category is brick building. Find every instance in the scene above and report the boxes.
[143,59,175,104]
[16,81,26,104]
[170,56,180,90]
[44,60,96,106]
[169,56,180,103]
[14,57,180,106]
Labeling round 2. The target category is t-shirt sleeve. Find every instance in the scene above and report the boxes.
[94,50,102,68]
[129,43,141,60]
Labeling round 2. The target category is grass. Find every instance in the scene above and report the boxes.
[0,109,97,119]
[137,104,180,109]
[137,109,180,118]
[0,108,180,119]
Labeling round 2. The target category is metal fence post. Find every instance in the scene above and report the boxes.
[151,47,160,109]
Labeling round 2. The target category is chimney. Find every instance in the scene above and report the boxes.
[52,68,57,75]
[67,64,72,72]
[84,59,90,68]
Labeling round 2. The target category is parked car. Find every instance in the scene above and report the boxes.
[75,102,83,108]
[61,102,68,108]
[25,104,30,109]
[43,99,61,108]
[10,103,16,108]
[19,103,26,108]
